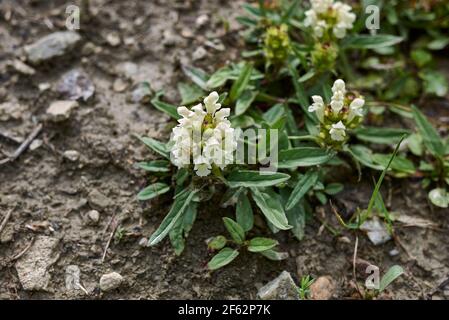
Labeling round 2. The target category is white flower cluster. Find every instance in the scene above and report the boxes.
[171,92,236,177]
[304,0,356,39]
[308,79,365,143]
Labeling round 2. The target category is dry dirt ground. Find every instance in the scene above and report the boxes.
[0,0,448,300]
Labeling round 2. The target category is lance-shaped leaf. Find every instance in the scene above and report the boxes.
[181,65,209,90]
[208,235,227,250]
[222,217,245,244]
[135,135,170,159]
[411,105,445,158]
[148,188,197,246]
[286,171,319,210]
[379,265,404,292]
[354,127,410,145]
[247,237,278,252]
[207,247,239,270]
[136,160,171,172]
[230,63,253,102]
[236,193,254,232]
[178,82,204,105]
[259,249,289,261]
[227,170,290,188]
[235,90,258,116]
[278,147,335,168]
[342,35,403,49]
[151,98,180,120]
[137,182,171,201]
[250,187,291,230]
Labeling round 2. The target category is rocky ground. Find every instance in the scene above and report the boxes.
[0,0,448,300]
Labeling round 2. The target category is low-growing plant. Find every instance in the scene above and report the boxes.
[298,275,315,299]
[134,0,448,272]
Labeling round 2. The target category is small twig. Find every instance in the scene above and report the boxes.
[0,207,14,235]
[0,131,22,144]
[10,237,35,261]
[76,283,89,295]
[352,236,364,299]
[0,123,43,165]
[101,215,117,263]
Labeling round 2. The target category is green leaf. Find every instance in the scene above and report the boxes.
[222,217,245,244]
[178,82,204,105]
[136,160,170,172]
[281,0,300,23]
[315,191,327,204]
[411,105,445,158]
[250,187,291,230]
[182,202,197,238]
[354,127,410,145]
[227,170,291,188]
[324,183,344,195]
[428,188,449,208]
[242,3,262,17]
[278,147,335,168]
[411,49,432,68]
[207,67,233,88]
[207,247,239,270]
[365,136,405,219]
[427,37,449,50]
[372,154,415,174]
[181,65,209,90]
[379,265,404,292]
[136,135,170,159]
[208,235,227,250]
[169,217,185,256]
[348,145,385,170]
[150,98,180,120]
[286,171,319,210]
[148,188,197,246]
[259,249,289,261]
[342,35,403,49]
[288,64,309,109]
[247,237,278,252]
[236,193,254,232]
[280,188,306,241]
[419,70,448,97]
[235,90,258,116]
[230,63,253,102]
[137,182,170,201]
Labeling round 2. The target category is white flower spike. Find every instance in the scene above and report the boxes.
[307,78,365,147]
[170,92,236,177]
[304,0,356,39]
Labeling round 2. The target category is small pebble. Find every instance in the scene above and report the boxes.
[99,272,124,292]
[29,139,43,151]
[195,14,209,28]
[192,46,207,61]
[87,210,100,224]
[106,32,121,47]
[63,150,80,162]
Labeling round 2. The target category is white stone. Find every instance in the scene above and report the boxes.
[100,272,124,292]
[46,100,78,122]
